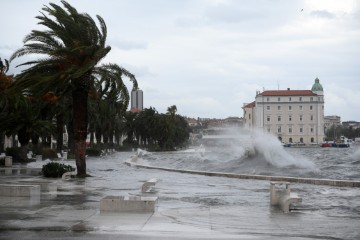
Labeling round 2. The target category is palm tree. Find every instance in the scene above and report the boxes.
[10,1,111,176]
[0,58,13,152]
[88,64,138,149]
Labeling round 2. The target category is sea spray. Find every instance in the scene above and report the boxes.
[251,130,316,169]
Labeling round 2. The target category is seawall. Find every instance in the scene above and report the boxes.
[125,157,360,188]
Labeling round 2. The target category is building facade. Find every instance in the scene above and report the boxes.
[130,89,143,112]
[324,115,341,133]
[242,101,256,128]
[244,78,325,145]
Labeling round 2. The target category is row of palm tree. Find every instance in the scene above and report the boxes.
[1,1,137,177]
[125,105,190,151]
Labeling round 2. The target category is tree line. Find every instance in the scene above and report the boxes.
[325,124,360,141]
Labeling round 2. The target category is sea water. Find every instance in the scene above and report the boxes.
[138,128,360,181]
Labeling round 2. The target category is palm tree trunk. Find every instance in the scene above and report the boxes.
[18,127,30,162]
[73,87,88,177]
[56,113,64,154]
[67,121,74,153]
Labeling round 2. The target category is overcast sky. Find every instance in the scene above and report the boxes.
[1,0,360,120]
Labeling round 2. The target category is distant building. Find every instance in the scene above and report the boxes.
[242,101,256,128]
[243,78,325,145]
[224,117,244,127]
[130,89,143,113]
[185,118,199,127]
[342,121,360,129]
[324,115,341,133]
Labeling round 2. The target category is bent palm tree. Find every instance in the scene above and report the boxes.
[11,1,111,176]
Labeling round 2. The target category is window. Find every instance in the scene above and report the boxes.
[267,97,270,102]
[289,115,292,121]
[299,97,302,101]
[300,127,303,133]
[311,115,313,121]
[278,116,281,122]
[249,114,251,119]
[311,127,314,133]
[300,137,303,143]
[318,97,320,101]
[289,138,293,143]
[289,127,292,133]
[310,105,313,110]
[278,106,281,110]
[289,97,292,101]
[299,105,303,110]
[288,106,292,111]
[311,137,314,143]
[267,116,270,122]
[300,115,303,121]
[310,97,313,102]
[278,97,281,102]
[277,126,282,133]
[267,106,270,110]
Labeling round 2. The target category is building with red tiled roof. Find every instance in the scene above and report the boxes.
[243,79,325,145]
[259,90,317,96]
[242,101,256,128]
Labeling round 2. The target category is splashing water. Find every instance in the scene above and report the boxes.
[141,127,318,177]
[250,130,316,169]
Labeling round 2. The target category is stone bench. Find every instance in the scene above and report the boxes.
[270,181,302,213]
[0,184,41,197]
[15,180,57,193]
[100,195,158,213]
[141,178,158,193]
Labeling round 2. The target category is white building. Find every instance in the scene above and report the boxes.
[243,78,325,145]
[130,89,143,113]
[324,115,341,133]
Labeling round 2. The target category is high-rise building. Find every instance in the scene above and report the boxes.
[243,78,325,145]
[131,89,143,112]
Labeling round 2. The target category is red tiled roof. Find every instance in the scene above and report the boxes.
[243,101,255,108]
[259,90,317,96]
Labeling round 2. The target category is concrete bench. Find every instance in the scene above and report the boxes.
[0,184,41,197]
[62,171,76,180]
[100,195,158,213]
[15,180,57,193]
[141,178,158,193]
[270,181,302,213]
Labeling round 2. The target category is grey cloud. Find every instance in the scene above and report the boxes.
[310,10,336,19]
[112,40,148,50]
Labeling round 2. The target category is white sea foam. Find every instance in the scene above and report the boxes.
[251,130,315,169]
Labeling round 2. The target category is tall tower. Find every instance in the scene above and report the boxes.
[131,89,143,112]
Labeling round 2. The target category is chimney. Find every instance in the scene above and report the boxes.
[287,88,290,91]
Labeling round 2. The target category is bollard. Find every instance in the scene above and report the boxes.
[5,156,12,167]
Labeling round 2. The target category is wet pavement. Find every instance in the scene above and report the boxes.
[0,151,359,240]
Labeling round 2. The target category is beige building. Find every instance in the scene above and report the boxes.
[242,101,256,128]
[243,78,325,145]
[324,115,341,133]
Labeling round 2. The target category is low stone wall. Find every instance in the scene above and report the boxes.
[0,184,41,197]
[100,195,157,213]
[125,157,360,188]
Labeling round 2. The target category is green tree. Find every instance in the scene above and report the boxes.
[10,1,111,176]
[88,64,137,150]
[0,58,13,152]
